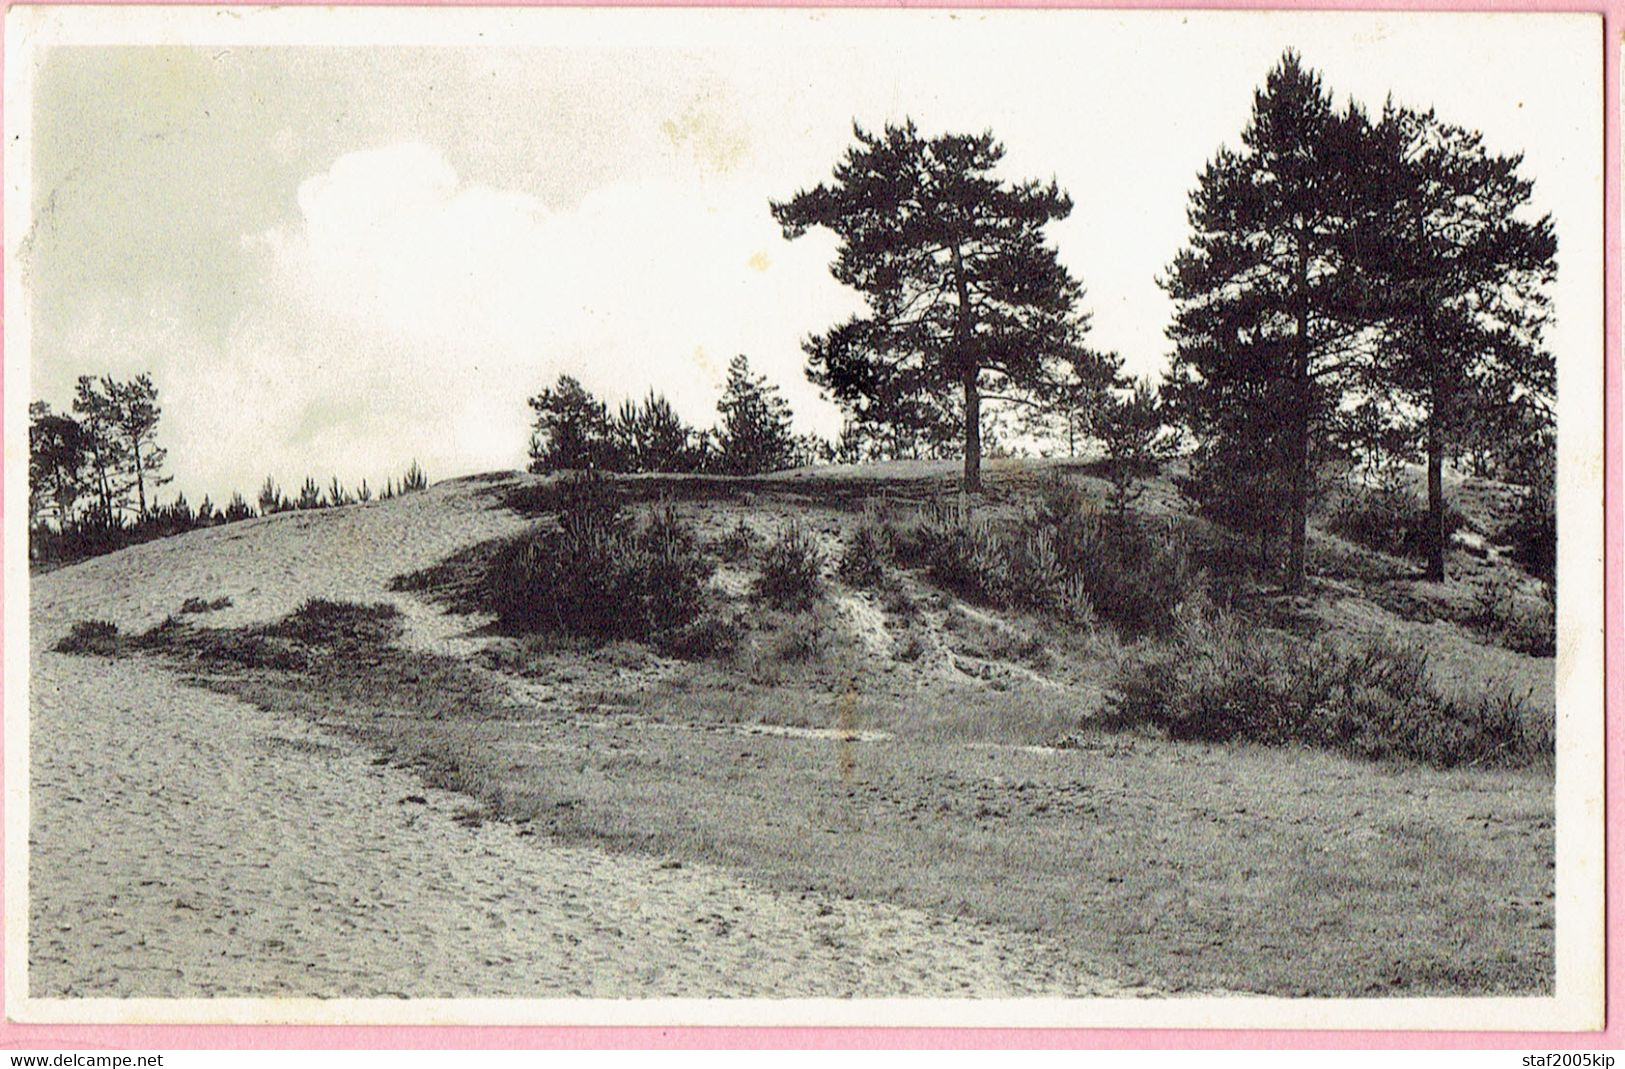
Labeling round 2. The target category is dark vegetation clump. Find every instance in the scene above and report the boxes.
[656,611,745,661]
[53,619,122,656]
[1106,600,1549,769]
[754,522,824,609]
[387,538,507,611]
[1324,484,1467,563]
[179,595,232,614]
[713,518,760,564]
[1498,489,1556,585]
[265,599,405,650]
[889,481,1194,634]
[55,599,405,674]
[836,515,891,589]
[484,472,714,642]
[1468,579,1556,658]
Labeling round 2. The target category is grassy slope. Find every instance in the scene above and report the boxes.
[74,460,1556,996]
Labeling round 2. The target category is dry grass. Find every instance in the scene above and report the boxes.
[99,587,1553,997]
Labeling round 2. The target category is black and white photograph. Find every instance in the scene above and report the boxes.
[2,5,1606,1029]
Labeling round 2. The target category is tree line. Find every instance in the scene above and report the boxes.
[755,49,1554,589]
[29,372,428,564]
[526,354,826,476]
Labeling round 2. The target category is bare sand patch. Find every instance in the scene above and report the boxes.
[28,481,1131,998]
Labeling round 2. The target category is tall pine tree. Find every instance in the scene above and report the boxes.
[1162,52,1378,591]
[771,121,1114,492]
[1362,104,1557,581]
[108,373,171,520]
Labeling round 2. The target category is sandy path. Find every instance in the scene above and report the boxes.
[28,479,1131,998]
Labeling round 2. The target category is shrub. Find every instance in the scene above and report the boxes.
[893,485,1192,635]
[894,497,1009,604]
[179,596,233,614]
[223,493,255,523]
[296,477,325,510]
[655,610,744,661]
[1053,513,1191,635]
[54,619,121,656]
[486,473,712,641]
[1107,601,1549,768]
[895,630,927,662]
[268,599,404,649]
[772,614,830,662]
[637,502,711,632]
[1468,578,1556,657]
[713,518,759,563]
[755,522,824,608]
[1325,484,1466,562]
[837,517,891,589]
[399,460,429,494]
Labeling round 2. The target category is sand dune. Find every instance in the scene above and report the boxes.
[28,477,1129,999]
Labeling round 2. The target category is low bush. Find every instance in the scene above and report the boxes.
[890,484,1193,635]
[1468,579,1556,658]
[1106,600,1549,768]
[655,609,744,661]
[837,517,890,589]
[179,595,233,614]
[1324,484,1466,563]
[485,473,713,642]
[895,498,1009,605]
[755,522,824,609]
[267,599,404,649]
[713,519,760,564]
[772,614,830,662]
[54,619,121,656]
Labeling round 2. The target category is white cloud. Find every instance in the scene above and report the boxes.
[222,141,856,496]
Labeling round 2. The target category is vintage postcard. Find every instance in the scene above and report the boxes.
[2,5,1606,1031]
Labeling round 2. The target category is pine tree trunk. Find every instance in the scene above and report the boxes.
[1286,416,1308,593]
[133,443,147,520]
[963,371,982,494]
[1285,227,1311,594]
[951,241,981,494]
[1426,424,1446,582]
[93,446,111,525]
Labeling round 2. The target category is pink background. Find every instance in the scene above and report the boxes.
[0,0,1616,1051]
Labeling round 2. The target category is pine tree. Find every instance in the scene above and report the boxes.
[772,121,1115,492]
[28,402,91,531]
[1362,104,1557,581]
[1162,52,1379,591]
[400,460,428,493]
[223,492,255,523]
[611,391,698,473]
[72,376,133,526]
[714,355,796,476]
[258,477,283,515]
[297,476,324,510]
[527,376,613,472]
[108,374,171,520]
[1099,380,1176,518]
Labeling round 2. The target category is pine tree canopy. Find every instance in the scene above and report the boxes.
[1161,51,1385,590]
[1363,103,1557,448]
[771,120,1115,490]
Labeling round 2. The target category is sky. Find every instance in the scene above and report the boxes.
[13,8,1602,508]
